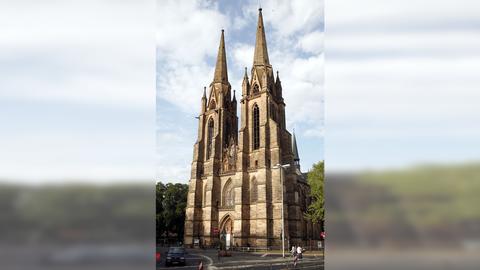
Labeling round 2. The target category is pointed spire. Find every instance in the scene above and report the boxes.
[253,8,270,66]
[242,67,249,85]
[292,130,300,163]
[213,29,228,83]
[232,89,236,102]
[276,70,280,82]
[201,87,207,113]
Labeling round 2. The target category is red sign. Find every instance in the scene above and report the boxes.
[320,231,326,239]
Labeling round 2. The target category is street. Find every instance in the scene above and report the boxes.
[156,247,325,270]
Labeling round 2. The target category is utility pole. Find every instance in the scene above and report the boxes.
[275,164,290,258]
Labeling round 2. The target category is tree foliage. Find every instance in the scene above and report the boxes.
[156,182,188,241]
[305,161,325,225]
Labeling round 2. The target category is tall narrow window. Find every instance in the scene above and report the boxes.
[253,104,260,149]
[207,118,214,159]
[223,179,234,208]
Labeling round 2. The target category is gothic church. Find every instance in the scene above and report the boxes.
[184,9,320,248]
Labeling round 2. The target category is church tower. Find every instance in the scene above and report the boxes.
[184,9,320,249]
[237,8,297,247]
[184,30,238,247]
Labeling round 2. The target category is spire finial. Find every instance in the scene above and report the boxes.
[203,86,206,98]
[292,130,300,162]
[253,7,270,66]
[213,29,228,83]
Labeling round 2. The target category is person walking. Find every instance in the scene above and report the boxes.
[296,245,303,259]
[291,245,296,257]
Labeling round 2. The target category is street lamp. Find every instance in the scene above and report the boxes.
[274,163,290,258]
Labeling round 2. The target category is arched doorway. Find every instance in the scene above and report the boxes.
[219,215,233,250]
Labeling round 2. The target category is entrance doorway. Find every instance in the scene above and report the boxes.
[220,215,233,250]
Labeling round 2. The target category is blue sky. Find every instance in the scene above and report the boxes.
[156,0,325,183]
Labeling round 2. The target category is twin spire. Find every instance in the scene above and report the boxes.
[212,8,270,84]
[213,30,228,84]
[253,8,270,66]
[209,9,300,164]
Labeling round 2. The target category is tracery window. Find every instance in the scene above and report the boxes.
[223,179,235,208]
[253,84,259,94]
[253,104,260,150]
[207,118,214,159]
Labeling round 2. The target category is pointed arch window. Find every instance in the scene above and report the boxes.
[207,118,214,159]
[253,104,260,150]
[253,84,259,94]
[223,179,235,208]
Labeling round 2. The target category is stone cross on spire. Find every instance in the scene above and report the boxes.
[253,8,270,66]
[213,29,228,84]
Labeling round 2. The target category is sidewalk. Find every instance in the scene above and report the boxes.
[247,250,324,257]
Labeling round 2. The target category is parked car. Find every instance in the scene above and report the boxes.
[165,247,186,266]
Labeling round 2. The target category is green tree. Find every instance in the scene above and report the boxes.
[156,182,166,240]
[156,182,188,242]
[305,161,325,227]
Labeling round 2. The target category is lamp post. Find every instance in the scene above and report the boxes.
[274,163,290,258]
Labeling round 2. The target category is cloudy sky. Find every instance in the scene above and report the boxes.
[156,0,324,182]
[1,0,479,183]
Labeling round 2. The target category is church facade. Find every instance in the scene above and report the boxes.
[184,9,321,248]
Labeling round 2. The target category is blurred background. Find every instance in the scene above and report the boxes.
[326,0,480,269]
[0,0,156,269]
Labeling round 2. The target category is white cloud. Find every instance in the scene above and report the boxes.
[269,51,324,127]
[156,0,230,113]
[242,0,324,37]
[232,43,254,70]
[156,0,229,64]
[297,31,324,54]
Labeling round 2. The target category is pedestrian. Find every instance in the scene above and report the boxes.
[291,245,296,257]
[293,252,298,268]
[296,245,303,259]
